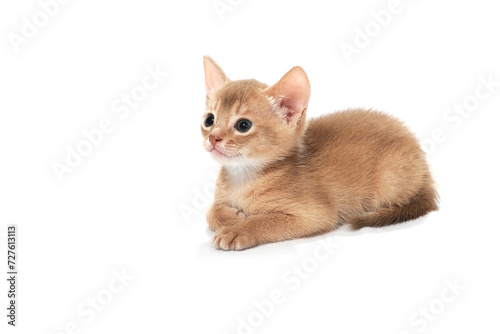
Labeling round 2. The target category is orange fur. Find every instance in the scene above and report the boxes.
[201,56,438,250]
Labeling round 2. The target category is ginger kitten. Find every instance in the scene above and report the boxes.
[201,56,438,251]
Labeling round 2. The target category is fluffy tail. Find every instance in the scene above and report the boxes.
[349,186,439,230]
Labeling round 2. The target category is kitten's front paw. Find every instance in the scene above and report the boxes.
[207,206,246,231]
[213,226,256,251]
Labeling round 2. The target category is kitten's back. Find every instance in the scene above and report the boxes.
[303,109,438,227]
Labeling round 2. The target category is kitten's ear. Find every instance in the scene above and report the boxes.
[203,56,229,94]
[266,67,310,124]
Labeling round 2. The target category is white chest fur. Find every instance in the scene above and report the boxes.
[223,164,260,209]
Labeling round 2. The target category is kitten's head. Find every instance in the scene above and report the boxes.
[201,56,310,167]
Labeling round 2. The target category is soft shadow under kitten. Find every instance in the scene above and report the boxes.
[201,56,438,251]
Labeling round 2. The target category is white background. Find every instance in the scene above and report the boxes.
[1,0,499,333]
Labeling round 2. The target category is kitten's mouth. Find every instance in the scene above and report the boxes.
[209,147,229,159]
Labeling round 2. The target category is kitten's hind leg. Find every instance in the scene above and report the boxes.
[348,186,439,230]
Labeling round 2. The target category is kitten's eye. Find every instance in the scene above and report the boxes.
[235,119,252,132]
[204,114,215,127]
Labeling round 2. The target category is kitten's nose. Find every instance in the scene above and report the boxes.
[209,134,222,147]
